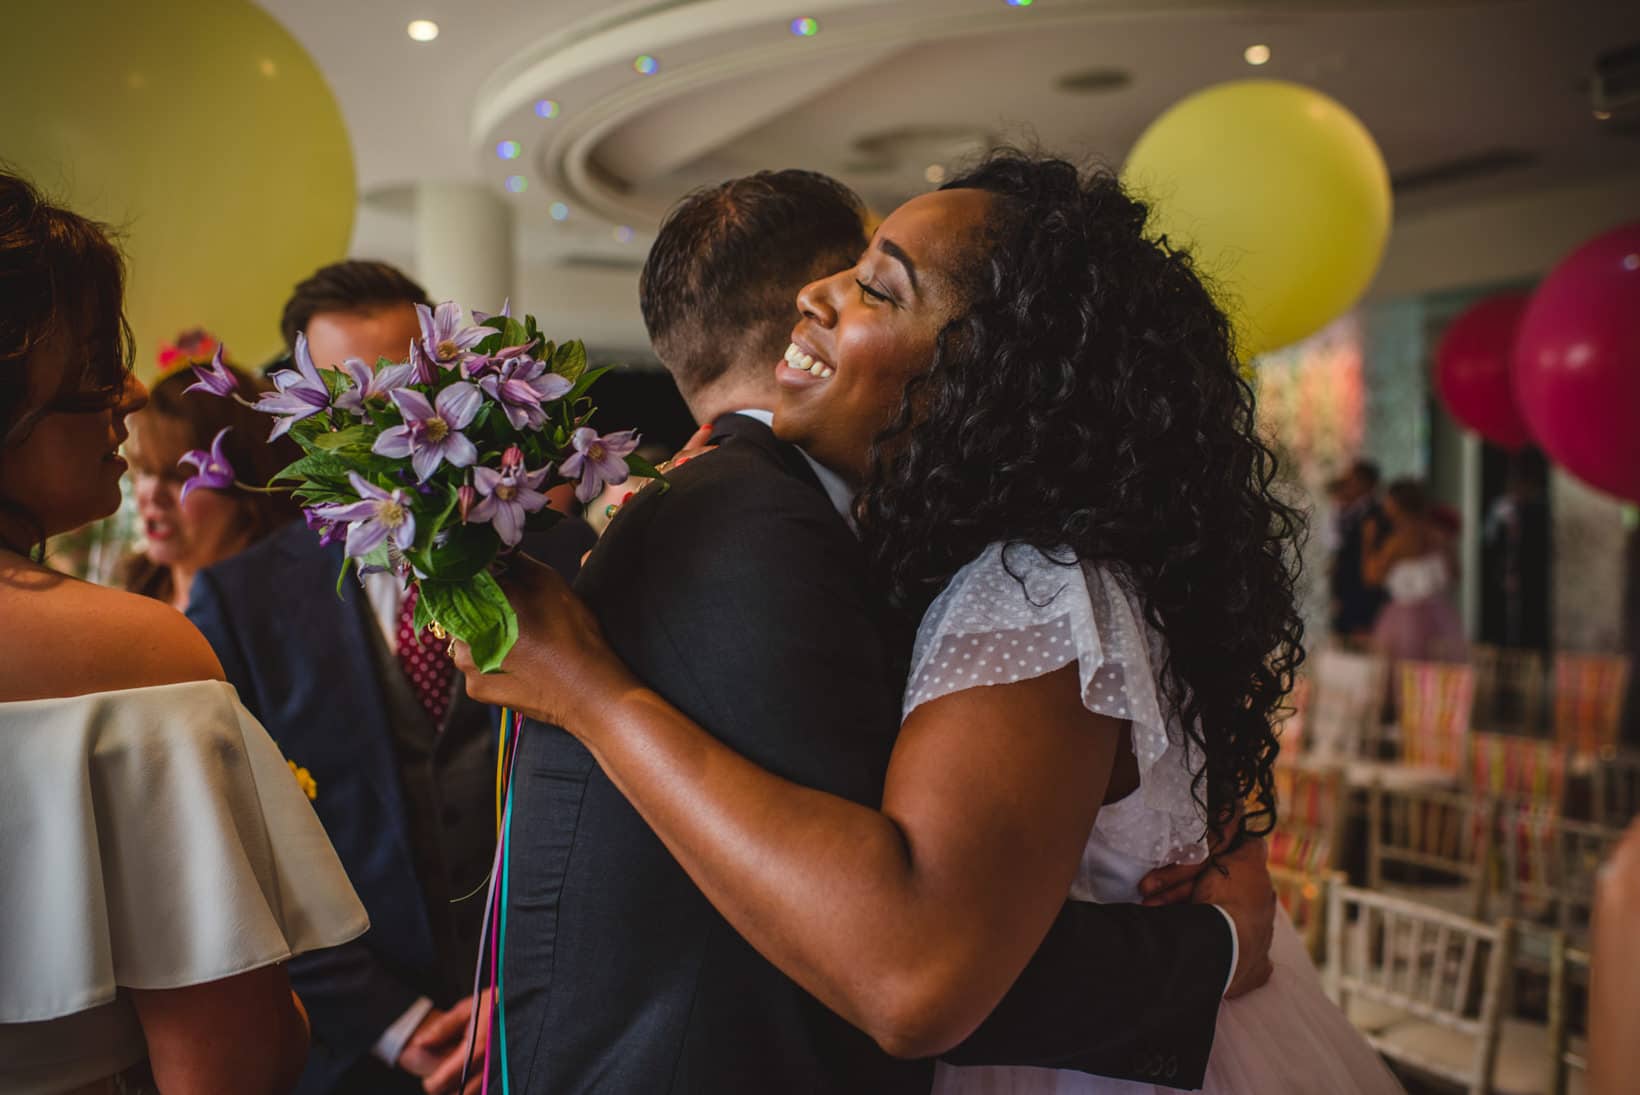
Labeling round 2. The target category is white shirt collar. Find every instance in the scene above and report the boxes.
[730,408,857,532]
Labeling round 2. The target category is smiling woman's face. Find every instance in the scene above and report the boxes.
[773,188,992,485]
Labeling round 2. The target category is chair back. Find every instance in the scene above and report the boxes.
[1549,941,1589,1095]
[1552,653,1631,756]
[1399,660,1476,773]
[1271,765,1346,873]
[1590,746,1640,828]
[1368,784,1495,921]
[1499,806,1622,942]
[1470,643,1546,738]
[1271,865,1340,964]
[1311,649,1391,760]
[1465,732,1569,815]
[1325,885,1516,1094]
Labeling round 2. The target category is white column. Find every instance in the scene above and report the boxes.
[414,182,514,316]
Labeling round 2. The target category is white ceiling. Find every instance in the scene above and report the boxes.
[256,0,1640,340]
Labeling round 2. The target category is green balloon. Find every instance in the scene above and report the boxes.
[1,0,356,370]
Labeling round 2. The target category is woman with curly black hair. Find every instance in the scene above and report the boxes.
[463,153,1399,1093]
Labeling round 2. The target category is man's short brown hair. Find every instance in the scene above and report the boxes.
[639,170,867,397]
[280,260,432,351]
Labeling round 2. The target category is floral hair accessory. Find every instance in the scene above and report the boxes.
[156,328,222,375]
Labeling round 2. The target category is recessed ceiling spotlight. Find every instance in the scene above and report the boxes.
[924,164,947,184]
[407,19,439,42]
[633,55,659,75]
[791,17,819,36]
[535,99,560,119]
[549,202,570,222]
[505,175,527,194]
[614,225,635,243]
[1244,44,1272,66]
[496,140,521,161]
[1594,109,1613,121]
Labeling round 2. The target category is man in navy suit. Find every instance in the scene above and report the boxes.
[189,261,594,1095]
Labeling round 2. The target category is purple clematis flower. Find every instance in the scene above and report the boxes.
[372,383,482,481]
[311,472,417,560]
[185,345,239,399]
[560,427,639,504]
[418,302,488,371]
[471,299,511,325]
[302,506,345,548]
[257,333,333,439]
[177,427,235,502]
[336,356,416,417]
[477,354,572,430]
[468,462,552,547]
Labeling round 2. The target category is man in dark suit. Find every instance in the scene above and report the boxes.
[1329,459,1388,639]
[188,261,595,1095]
[498,171,1275,1093]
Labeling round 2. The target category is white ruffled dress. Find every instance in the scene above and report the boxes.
[0,680,369,1094]
[912,544,1402,1095]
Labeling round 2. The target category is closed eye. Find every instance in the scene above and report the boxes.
[856,279,893,305]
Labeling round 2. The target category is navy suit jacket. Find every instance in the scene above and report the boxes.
[187,515,592,1094]
[190,521,449,1092]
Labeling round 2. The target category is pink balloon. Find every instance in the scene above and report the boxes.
[1434,293,1532,450]
[1514,222,1640,503]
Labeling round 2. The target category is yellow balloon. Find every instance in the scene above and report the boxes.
[0,0,355,371]
[1123,79,1391,358]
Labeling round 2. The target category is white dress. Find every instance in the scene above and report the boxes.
[0,680,370,1095]
[912,544,1402,1095]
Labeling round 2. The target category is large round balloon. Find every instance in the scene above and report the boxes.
[1514,222,1640,503]
[0,0,355,370]
[1434,293,1532,450]
[1124,80,1392,358]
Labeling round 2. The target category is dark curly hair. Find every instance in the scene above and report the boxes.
[855,152,1304,842]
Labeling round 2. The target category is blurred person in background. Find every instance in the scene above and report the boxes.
[1328,458,1387,643]
[1364,477,1467,663]
[121,331,298,611]
[1590,817,1640,1095]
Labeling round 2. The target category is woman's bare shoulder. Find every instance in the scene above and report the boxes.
[0,569,223,701]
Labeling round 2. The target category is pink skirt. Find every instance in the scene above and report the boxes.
[1371,596,1467,665]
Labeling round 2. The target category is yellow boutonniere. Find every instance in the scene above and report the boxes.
[288,760,318,801]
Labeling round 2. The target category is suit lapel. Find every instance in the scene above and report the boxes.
[709,412,828,495]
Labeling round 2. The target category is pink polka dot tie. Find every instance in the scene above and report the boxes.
[396,586,455,726]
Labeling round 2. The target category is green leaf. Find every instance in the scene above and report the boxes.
[410,522,499,583]
[501,316,530,348]
[624,451,667,483]
[563,364,611,405]
[311,425,378,456]
[334,555,355,598]
[549,340,587,381]
[273,450,355,485]
[359,544,392,575]
[321,369,352,400]
[417,572,518,673]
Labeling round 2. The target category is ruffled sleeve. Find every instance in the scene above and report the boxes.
[904,543,1208,866]
[0,680,368,1023]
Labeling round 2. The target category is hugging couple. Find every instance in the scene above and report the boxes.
[455,153,1403,1094]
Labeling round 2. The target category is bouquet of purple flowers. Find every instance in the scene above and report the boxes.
[182,301,655,670]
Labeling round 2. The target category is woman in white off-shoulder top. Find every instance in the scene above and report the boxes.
[462,155,1402,1092]
[0,172,367,1095]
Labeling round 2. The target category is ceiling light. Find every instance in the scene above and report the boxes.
[633,55,659,75]
[535,99,559,119]
[407,19,439,42]
[924,164,947,184]
[614,226,635,243]
[1594,109,1613,121]
[1244,44,1272,66]
[791,17,819,36]
[496,140,521,160]
[504,176,526,194]
[549,202,570,222]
